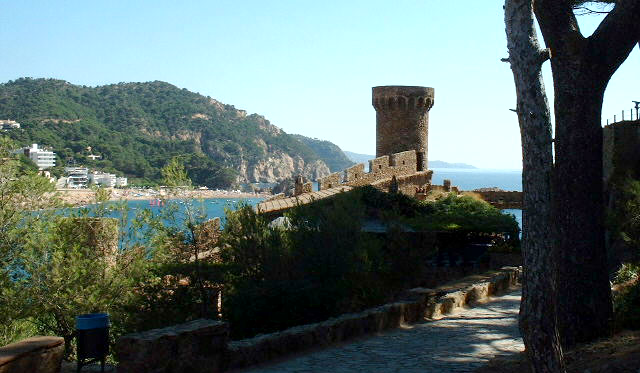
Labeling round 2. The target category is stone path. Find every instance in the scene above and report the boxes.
[236,289,523,373]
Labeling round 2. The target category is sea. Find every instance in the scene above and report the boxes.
[88,169,523,231]
[430,168,522,192]
[431,168,522,230]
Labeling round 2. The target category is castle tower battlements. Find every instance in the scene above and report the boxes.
[373,86,434,171]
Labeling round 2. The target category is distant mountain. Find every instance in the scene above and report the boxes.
[292,135,354,172]
[0,78,352,186]
[343,151,373,166]
[344,151,476,169]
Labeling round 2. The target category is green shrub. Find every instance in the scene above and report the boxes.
[219,187,519,339]
[614,263,640,285]
[220,197,388,339]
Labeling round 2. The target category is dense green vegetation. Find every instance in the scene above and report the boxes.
[220,186,519,338]
[609,177,640,330]
[0,78,349,187]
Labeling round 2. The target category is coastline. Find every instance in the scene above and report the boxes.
[56,188,270,207]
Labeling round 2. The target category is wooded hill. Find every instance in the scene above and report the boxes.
[0,78,353,187]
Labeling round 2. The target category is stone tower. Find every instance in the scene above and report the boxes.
[372,86,434,171]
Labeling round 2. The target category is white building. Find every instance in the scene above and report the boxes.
[89,172,116,187]
[115,177,128,187]
[14,144,56,170]
[0,120,20,130]
[65,167,89,189]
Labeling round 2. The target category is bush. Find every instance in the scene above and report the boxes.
[219,187,520,339]
[220,197,387,339]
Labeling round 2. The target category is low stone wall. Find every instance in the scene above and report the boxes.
[225,266,521,371]
[116,319,229,373]
[474,191,523,209]
[0,336,64,373]
[114,267,520,373]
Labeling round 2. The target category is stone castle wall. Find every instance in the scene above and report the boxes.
[317,150,432,195]
[370,172,433,196]
[603,120,640,183]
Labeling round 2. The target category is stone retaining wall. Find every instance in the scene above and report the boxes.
[225,266,521,371]
[116,319,229,373]
[0,336,64,373]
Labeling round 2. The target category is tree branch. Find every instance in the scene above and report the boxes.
[537,48,551,64]
[587,0,640,79]
[533,0,585,53]
[573,6,612,15]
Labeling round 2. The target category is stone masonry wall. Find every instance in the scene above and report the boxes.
[317,150,430,197]
[603,120,640,183]
[371,171,433,196]
[390,150,419,173]
[113,266,520,373]
[317,172,342,190]
[116,319,229,373]
[368,155,391,177]
[0,336,64,373]
[225,267,521,371]
[344,163,365,183]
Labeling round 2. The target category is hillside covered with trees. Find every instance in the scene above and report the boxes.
[0,78,351,187]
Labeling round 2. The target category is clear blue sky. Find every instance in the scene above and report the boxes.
[1,1,637,169]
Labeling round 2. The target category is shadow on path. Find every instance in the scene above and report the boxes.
[237,289,523,373]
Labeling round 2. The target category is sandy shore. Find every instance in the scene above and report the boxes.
[56,188,270,207]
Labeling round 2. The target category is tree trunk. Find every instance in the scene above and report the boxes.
[504,1,565,371]
[532,0,640,348]
[551,62,612,348]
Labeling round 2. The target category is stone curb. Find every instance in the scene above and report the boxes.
[225,266,522,371]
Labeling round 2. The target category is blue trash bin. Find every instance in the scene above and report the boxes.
[76,313,109,373]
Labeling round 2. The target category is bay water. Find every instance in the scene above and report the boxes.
[88,169,523,231]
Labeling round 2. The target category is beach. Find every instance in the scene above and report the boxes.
[56,187,270,207]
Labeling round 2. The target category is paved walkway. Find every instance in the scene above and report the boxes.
[237,289,524,373]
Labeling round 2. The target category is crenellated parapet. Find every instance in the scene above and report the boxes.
[390,150,418,173]
[372,86,434,111]
[317,149,431,195]
[317,172,342,190]
[344,163,365,183]
[368,155,390,175]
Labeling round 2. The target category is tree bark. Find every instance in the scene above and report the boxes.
[533,0,640,348]
[504,1,565,371]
